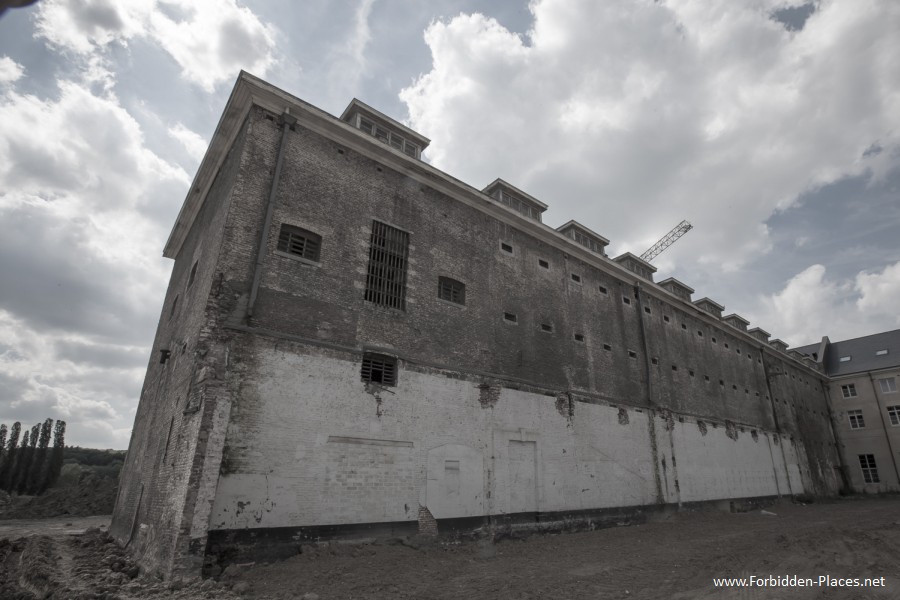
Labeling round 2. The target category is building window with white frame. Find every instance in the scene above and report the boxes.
[858,454,879,484]
[878,377,897,394]
[847,409,865,429]
[841,384,857,398]
[887,406,900,426]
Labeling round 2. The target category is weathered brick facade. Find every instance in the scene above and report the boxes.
[111,72,843,578]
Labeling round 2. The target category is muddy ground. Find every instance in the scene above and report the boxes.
[0,496,898,599]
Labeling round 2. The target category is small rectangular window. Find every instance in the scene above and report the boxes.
[887,406,900,426]
[278,224,322,262]
[571,273,581,283]
[574,333,585,342]
[598,285,608,294]
[697,330,703,337]
[671,365,678,371]
[538,259,549,269]
[603,343,612,351]
[839,356,851,362]
[651,357,659,365]
[623,297,631,305]
[712,337,717,343]
[848,409,865,429]
[876,349,888,356]
[361,353,397,386]
[858,454,879,483]
[681,323,687,330]
[644,306,651,314]
[403,142,418,157]
[364,221,409,310]
[628,350,637,358]
[500,242,514,254]
[841,384,858,398]
[878,377,897,394]
[540,323,553,333]
[438,276,466,305]
[663,315,670,323]
[503,312,517,323]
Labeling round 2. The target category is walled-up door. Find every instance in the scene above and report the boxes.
[508,440,537,513]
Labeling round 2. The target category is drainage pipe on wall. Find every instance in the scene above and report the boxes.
[246,110,297,324]
[634,283,666,505]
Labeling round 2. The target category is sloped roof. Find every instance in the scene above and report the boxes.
[795,329,900,376]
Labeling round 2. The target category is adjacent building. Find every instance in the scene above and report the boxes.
[795,330,900,492]
[110,72,843,579]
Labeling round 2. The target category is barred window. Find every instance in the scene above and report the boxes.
[364,221,409,309]
[438,277,465,305]
[858,454,879,484]
[361,353,397,386]
[277,224,321,262]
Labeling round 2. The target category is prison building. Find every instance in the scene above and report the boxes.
[110,72,843,578]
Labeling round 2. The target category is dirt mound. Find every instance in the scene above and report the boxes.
[0,472,117,520]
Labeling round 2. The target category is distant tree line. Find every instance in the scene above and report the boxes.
[0,419,66,495]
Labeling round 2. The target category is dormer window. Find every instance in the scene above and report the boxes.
[340,99,430,160]
[613,252,657,282]
[359,117,419,157]
[557,221,609,256]
[482,179,547,222]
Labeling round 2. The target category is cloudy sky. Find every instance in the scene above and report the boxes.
[0,0,898,448]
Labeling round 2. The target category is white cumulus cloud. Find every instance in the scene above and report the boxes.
[0,56,24,83]
[34,0,277,91]
[400,0,900,271]
[749,261,900,346]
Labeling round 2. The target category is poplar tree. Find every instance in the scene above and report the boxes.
[31,419,53,494]
[46,420,66,490]
[0,424,7,471]
[15,424,39,494]
[0,422,21,492]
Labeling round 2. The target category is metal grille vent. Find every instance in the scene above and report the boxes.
[361,353,397,386]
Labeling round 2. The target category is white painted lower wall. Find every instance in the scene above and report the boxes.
[209,347,806,532]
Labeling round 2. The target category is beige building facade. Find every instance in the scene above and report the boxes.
[796,330,900,492]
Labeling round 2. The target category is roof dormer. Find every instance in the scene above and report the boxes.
[482,179,547,222]
[748,327,770,343]
[770,339,789,352]
[723,314,749,332]
[658,277,694,302]
[556,220,609,255]
[693,297,724,319]
[613,252,657,282]
[341,98,430,159]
